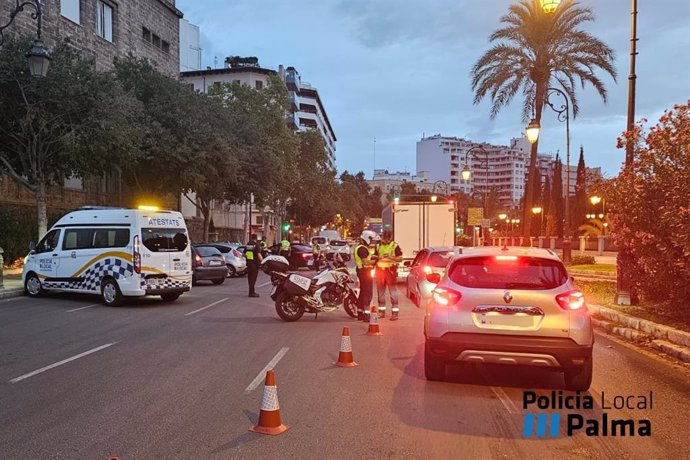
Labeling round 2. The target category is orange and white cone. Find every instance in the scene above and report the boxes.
[367,306,383,336]
[249,370,288,435]
[335,326,358,367]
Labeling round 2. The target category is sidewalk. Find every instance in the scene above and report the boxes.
[0,274,24,299]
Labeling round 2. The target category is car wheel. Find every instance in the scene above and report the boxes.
[25,272,44,297]
[161,293,181,302]
[212,278,225,285]
[101,278,123,307]
[424,340,445,381]
[226,265,236,278]
[192,276,198,286]
[564,356,593,391]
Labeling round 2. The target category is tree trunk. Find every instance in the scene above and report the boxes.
[523,84,546,238]
[201,198,210,242]
[36,181,48,240]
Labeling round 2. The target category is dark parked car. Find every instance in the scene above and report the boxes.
[191,245,227,285]
[195,243,247,277]
[268,243,314,269]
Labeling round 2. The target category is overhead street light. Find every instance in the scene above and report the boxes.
[0,0,51,78]
[540,0,561,14]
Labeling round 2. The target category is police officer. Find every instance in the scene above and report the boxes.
[354,231,378,321]
[245,234,263,297]
[312,240,322,271]
[260,239,268,258]
[280,238,291,259]
[376,230,403,320]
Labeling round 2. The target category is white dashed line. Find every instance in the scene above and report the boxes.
[66,304,100,313]
[9,343,117,383]
[245,347,290,393]
[491,386,519,414]
[257,281,272,288]
[184,298,229,316]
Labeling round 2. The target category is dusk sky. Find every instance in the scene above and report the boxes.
[177,0,690,178]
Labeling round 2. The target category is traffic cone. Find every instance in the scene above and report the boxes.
[367,306,383,336]
[250,370,288,435]
[335,326,358,367]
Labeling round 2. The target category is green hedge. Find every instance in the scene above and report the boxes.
[570,254,596,265]
[0,205,60,265]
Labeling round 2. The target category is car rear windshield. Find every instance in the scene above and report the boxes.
[331,240,347,246]
[141,228,188,252]
[195,246,221,257]
[428,251,453,268]
[448,256,568,290]
[201,244,229,253]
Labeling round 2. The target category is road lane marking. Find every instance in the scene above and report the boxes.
[491,386,519,414]
[184,298,229,316]
[66,304,100,313]
[257,281,271,288]
[245,347,290,393]
[9,342,117,384]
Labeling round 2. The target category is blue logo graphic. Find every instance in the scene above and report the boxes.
[523,413,561,438]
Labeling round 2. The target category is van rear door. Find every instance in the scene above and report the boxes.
[139,213,190,289]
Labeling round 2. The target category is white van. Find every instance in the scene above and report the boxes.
[22,207,192,306]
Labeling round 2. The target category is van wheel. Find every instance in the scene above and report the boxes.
[212,278,225,285]
[161,293,181,302]
[564,357,593,391]
[25,273,44,297]
[101,279,123,307]
[424,340,446,381]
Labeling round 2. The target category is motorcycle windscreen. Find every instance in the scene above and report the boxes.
[284,274,311,296]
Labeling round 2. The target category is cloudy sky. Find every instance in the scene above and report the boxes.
[177,0,690,178]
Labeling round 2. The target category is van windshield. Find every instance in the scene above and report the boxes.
[142,228,188,252]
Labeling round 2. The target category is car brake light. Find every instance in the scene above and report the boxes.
[423,266,433,275]
[370,268,376,278]
[133,235,141,274]
[556,290,586,310]
[194,254,203,267]
[432,287,462,306]
[302,253,310,258]
[495,255,518,261]
[232,250,241,257]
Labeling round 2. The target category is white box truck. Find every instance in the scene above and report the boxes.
[381,201,456,279]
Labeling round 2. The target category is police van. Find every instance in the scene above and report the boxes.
[22,206,192,306]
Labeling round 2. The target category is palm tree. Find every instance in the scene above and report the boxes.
[471,0,616,237]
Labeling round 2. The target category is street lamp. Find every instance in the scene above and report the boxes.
[431,180,449,201]
[525,119,541,144]
[540,0,561,13]
[532,206,544,236]
[0,0,51,78]
[527,87,572,263]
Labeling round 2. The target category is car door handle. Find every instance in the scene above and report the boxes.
[52,254,58,257]
[173,258,181,261]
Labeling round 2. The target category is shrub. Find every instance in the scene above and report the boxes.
[570,255,596,265]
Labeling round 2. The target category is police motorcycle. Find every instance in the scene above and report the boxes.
[261,254,358,322]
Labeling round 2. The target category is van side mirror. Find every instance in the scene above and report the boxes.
[29,241,36,254]
[426,273,441,284]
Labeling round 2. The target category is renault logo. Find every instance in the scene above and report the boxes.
[503,291,513,303]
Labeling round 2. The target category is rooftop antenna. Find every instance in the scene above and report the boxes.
[214,55,218,68]
[373,137,376,174]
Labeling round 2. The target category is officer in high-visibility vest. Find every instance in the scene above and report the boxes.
[260,239,268,258]
[280,238,291,259]
[354,230,379,321]
[312,241,322,271]
[245,234,263,297]
[375,230,403,320]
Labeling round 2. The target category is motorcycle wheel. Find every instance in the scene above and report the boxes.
[344,293,358,318]
[275,292,305,322]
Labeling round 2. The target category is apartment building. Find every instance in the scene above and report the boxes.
[367,169,432,194]
[179,18,201,72]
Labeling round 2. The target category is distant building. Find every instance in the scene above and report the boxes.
[179,18,201,71]
[367,169,433,195]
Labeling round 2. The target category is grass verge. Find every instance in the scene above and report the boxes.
[569,263,616,273]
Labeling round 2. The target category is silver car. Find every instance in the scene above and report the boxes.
[406,247,460,307]
[423,247,593,391]
[197,243,247,277]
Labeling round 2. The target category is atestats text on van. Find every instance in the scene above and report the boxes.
[22,207,192,306]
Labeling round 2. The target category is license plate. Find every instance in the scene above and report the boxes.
[209,260,222,266]
[147,278,163,286]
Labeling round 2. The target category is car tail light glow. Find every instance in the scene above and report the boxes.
[133,235,141,274]
[370,268,376,278]
[556,290,586,310]
[232,249,241,257]
[194,254,203,267]
[495,255,518,261]
[423,265,433,275]
[432,287,462,306]
[302,253,310,258]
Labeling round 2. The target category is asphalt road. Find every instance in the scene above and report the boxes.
[1,271,689,459]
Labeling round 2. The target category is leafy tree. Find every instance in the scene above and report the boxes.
[471,0,616,236]
[572,145,588,233]
[0,38,141,239]
[611,101,690,306]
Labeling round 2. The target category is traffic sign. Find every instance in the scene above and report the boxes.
[467,208,484,226]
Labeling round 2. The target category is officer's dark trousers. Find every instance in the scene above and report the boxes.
[357,268,374,313]
[247,264,259,295]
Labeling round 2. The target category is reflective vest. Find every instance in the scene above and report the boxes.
[313,243,321,255]
[260,241,267,251]
[246,244,255,261]
[354,243,375,269]
[281,240,290,251]
[377,241,399,268]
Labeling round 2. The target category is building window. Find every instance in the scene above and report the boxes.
[233,79,241,84]
[61,0,80,24]
[213,81,221,88]
[161,40,170,54]
[96,1,113,42]
[255,80,263,90]
[142,27,151,42]
[152,34,161,47]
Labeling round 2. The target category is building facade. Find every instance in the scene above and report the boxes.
[179,18,200,72]
[367,169,433,195]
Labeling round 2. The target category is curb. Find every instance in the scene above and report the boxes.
[0,288,24,300]
[590,304,690,348]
